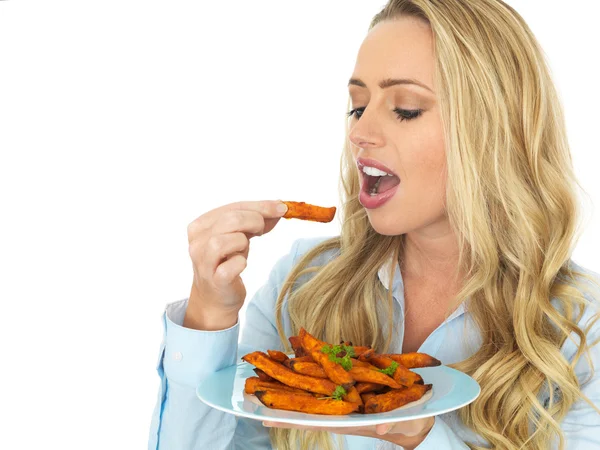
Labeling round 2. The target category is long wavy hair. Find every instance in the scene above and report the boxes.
[267,1,600,449]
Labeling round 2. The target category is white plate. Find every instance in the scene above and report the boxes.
[197,361,480,427]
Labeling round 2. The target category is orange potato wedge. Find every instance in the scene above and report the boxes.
[364,383,432,414]
[267,350,289,363]
[283,355,313,369]
[290,361,328,378]
[281,201,336,223]
[347,366,403,389]
[360,392,377,405]
[241,351,337,396]
[342,385,363,406]
[255,390,359,415]
[383,352,442,369]
[354,382,388,394]
[339,341,371,358]
[349,358,377,369]
[244,377,312,395]
[253,368,274,382]
[288,336,309,357]
[359,350,421,387]
[300,328,355,390]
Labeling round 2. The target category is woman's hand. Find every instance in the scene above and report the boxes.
[184,200,288,330]
[262,416,435,449]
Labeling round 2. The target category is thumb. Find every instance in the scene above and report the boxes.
[375,423,393,435]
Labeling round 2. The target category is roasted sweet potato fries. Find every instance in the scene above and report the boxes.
[241,327,441,415]
[280,201,336,223]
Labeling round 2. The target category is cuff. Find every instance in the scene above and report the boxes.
[162,298,240,388]
[414,416,468,449]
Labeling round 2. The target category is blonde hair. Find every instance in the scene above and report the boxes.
[268,1,600,449]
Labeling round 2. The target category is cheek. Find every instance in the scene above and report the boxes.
[401,125,446,189]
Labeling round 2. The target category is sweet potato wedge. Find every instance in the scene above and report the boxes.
[288,336,308,357]
[364,383,432,414]
[383,352,442,369]
[347,366,402,389]
[253,368,274,382]
[241,351,337,395]
[359,350,421,387]
[255,390,359,415]
[283,355,313,369]
[349,358,377,369]
[300,328,355,390]
[361,392,377,404]
[281,201,336,223]
[244,376,312,395]
[354,382,388,394]
[290,361,328,378]
[342,385,363,406]
[339,341,371,358]
[267,350,289,363]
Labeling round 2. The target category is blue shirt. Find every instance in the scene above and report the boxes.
[148,235,600,449]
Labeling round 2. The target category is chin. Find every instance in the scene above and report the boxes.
[366,212,407,236]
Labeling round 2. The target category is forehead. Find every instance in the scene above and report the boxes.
[351,17,434,90]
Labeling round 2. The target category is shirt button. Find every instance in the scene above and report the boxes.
[173,351,183,361]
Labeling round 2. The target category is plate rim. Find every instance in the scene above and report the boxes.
[196,362,480,427]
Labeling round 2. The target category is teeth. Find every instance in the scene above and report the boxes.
[362,165,393,177]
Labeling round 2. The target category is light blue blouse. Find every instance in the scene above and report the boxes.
[148,235,600,449]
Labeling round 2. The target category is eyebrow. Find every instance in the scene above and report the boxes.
[348,77,434,93]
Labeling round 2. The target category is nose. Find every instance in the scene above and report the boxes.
[348,112,384,149]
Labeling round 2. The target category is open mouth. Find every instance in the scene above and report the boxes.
[361,172,401,196]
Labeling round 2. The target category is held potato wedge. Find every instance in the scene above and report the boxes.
[241,351,337,395]
[364,383,433,414]
[255,390,359,415]
[280,201,336,223]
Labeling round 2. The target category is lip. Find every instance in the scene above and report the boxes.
[356,157,399,178]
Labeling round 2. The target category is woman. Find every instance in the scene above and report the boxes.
[148,1,600,449]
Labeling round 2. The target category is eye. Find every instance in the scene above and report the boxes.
[346,107,423,122]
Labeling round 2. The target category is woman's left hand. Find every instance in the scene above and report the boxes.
[262,416,435,449]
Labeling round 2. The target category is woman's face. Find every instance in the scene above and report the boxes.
[348,17,447,237]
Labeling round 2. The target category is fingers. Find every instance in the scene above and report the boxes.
[188,200,287,239]
[190,232,249,282]
[386,416,435,437]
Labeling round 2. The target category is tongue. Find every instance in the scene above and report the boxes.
[378,175,401,193]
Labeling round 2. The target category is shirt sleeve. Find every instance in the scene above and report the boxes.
[552,291,600,449]
[148,238,302,450]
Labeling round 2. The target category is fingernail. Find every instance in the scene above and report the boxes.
[276,203,288,214]
[263,421,272,427]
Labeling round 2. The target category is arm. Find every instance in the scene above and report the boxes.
[148,238,302,450]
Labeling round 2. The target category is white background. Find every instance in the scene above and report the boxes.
[0,1,598,448]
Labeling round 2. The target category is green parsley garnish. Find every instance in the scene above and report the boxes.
[318,385,347,401]
[376,360,399,376]
[321,344,355,371]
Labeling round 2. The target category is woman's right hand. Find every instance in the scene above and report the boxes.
[184,200,289,330]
